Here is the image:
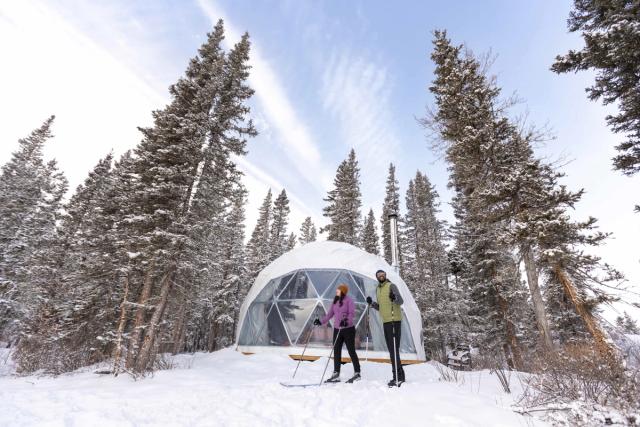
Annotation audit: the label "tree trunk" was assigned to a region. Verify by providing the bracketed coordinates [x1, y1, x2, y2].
[207, 317, 219, 352]
[171, 298, 187, 355]
[112, 275, 130, 377]
[553, 265, 619, 364]
[135, 267, 174, 373]
[126, 267, 154, 369]
[521, 246, 553, 351]
[497, 294, 523, 370]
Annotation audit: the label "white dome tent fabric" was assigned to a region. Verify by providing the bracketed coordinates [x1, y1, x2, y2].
[235, 241, 426, 363]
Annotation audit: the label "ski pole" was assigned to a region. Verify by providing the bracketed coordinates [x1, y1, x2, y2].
[319, 327, 342, 385]
[364, 304, 371, 362]
[292, 324, 316, 379]
[391, 303, 399, 387]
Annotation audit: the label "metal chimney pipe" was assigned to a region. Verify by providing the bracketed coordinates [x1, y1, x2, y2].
[388, 213, 400, 273]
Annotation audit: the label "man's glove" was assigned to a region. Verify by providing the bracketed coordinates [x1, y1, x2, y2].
[313, 318, 321, 326]
[339, 318, 348, 328]
[366, 296, 373, 305]
[389, 290, 396, 302]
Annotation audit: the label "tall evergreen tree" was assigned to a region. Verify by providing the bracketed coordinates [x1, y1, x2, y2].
[269, 189, 291, 261]
[203, 184, 248, 351]
[127, 27, 256, 373]
[361, 209, 380, 255]
[16, 153, 123, 372]
[553, 0, 640, 177]
[402, 171, 465, 360]
[321, 149, 362, 246]
[425, 32, 532, 367]
[298, 217, 317, 245]
[14, 21, 258, 374]
[0, 117, 67, 345]
[381, 163, 401, 265]
[426, 30, 622, 365]
[286, 232, 297, 251]
[246, 189, 273, 281]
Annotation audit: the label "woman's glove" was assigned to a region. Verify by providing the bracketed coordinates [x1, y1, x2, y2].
[313, 318, 321, 326]
[366, 296, 373, 305]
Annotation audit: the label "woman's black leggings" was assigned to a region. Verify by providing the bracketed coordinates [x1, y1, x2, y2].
[333, 326, 360, 373]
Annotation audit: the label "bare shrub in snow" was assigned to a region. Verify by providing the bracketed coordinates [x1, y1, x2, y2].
[517, 342, 640, 424]
[491, 365, 511, 394]
[434, 362, 464, 384]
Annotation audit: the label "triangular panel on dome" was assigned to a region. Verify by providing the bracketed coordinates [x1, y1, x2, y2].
[263, 302, 290, 346]
[253, 279, 279, 303]
[351, 272, 378, 300]
[399, 310, 416, 353]
[278, 271, 317, 300]
[271, 271, 297, 299]
[238, 302, 274, 345]
[322, 271, 365, 303]
[306, 270, 339, 297]
[276, 299, 318, 344]
[361, 305, 388, 352]
[296, 303, 335, 347]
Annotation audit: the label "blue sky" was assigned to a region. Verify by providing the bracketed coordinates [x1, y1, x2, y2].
[0, 1, 638, 317]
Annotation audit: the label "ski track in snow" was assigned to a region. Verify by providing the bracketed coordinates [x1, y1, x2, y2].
[0, 348, 547, 427]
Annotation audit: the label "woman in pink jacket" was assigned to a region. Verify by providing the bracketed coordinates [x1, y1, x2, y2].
[314, 283, 361, 383]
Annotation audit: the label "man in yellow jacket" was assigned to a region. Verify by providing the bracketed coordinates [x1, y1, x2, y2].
[366, 269, 405, 387]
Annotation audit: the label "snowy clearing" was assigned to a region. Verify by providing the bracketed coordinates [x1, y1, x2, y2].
[0, 348, 547, 427]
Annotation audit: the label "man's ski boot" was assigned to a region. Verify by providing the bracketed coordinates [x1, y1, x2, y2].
[387, 378, 404, 387]
[325, 372, 340, 383]
[346, 372, 361, 383]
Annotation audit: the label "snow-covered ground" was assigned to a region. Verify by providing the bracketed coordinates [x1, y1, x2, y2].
[0, 348, 546, 427]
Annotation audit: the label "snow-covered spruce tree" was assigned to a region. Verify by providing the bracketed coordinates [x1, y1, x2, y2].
[361, 209, 380, 255]
[23, 153, 121, 373]
[0, 117, 68, 347]
[298, 217, 317, 245]
[268, 189, 291, 262]
[426, 31, 622, 365]
[380, 163, 401, 265]
[501, 131, 623, 358]
[157, 28, 255, 364]
[105, 22, 254, 374]
[112, 22, 231, 373]
[245, 189, 273, 282]
[424, 32, 538, 368]
[552, 0, 640, 178]
[321, 149, 362, 246]
[191, 182, 248, 353]
[286, 233, 296, 251]
[536, 209, 623, 361]
[172, 131, 249, 355]
[402, 171, 465, 361]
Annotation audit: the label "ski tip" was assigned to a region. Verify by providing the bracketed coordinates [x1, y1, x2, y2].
[279, 382, 320, 388]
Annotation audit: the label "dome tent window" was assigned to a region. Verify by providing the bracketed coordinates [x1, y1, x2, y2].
[236, 241, 426, 363]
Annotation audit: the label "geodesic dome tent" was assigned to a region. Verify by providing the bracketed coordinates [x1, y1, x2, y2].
[235, 241, 426, 363]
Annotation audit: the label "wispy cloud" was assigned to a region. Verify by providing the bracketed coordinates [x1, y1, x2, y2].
[321, 49, 401, 206]
[196, 0, 333, 195]
[0, 0, 318, 235]
[0, 1, 164, 189]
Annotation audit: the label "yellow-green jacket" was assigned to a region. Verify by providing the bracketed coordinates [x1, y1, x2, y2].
[371, 280, 403, 323]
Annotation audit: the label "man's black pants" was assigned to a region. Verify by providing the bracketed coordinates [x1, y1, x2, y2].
[383, 321, 405, 381]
